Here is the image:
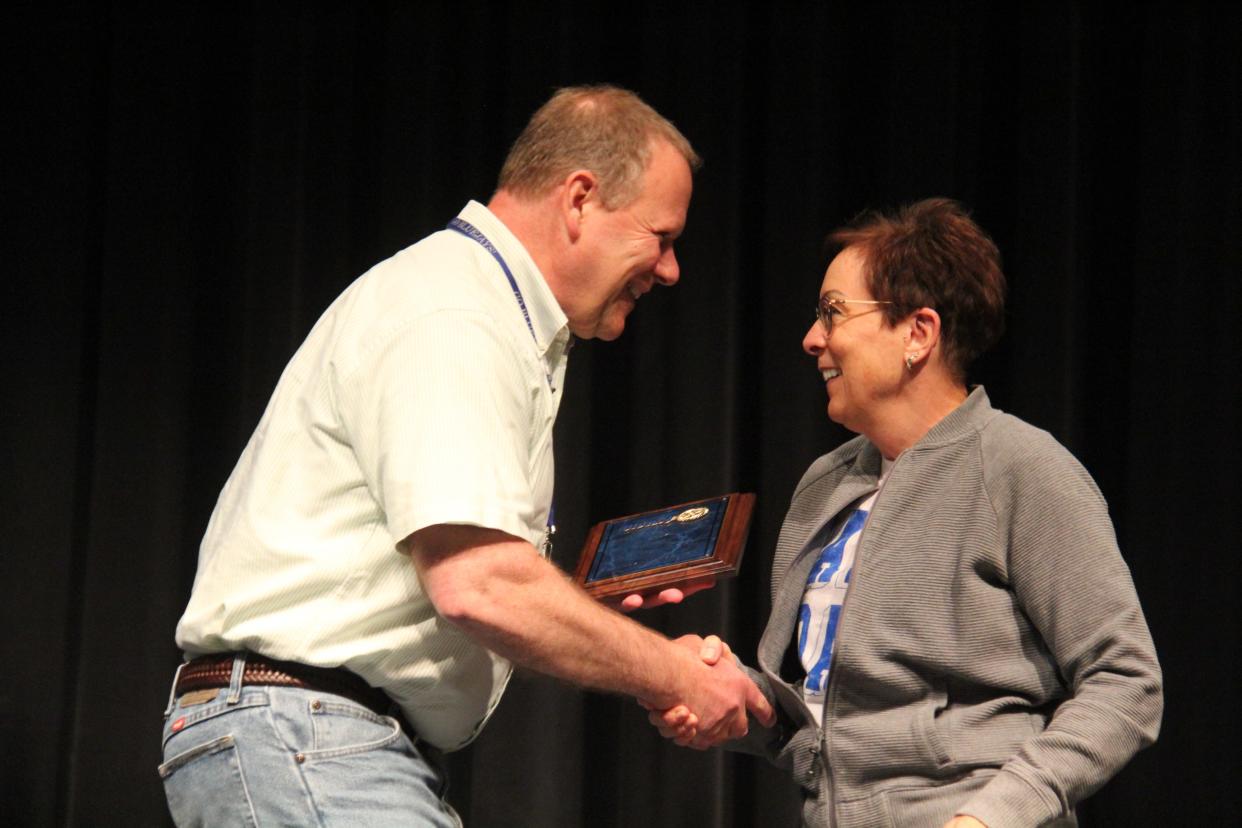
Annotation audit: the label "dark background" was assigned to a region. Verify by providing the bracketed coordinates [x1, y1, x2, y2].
[6, 2, 1239, 825]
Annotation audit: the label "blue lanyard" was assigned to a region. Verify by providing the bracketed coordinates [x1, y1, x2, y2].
[448, 216, 557, 550]
[447, 217, 539, 346]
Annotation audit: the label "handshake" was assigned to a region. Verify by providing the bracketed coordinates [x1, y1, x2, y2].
[638, 633, 776, 750]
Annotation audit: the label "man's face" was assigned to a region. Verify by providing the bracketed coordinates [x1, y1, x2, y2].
[565, 140, 693, 340]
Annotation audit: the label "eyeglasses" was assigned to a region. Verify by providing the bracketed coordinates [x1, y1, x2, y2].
[815, 296, 893, 336]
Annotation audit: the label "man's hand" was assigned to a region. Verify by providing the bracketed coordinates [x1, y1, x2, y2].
[944, 818, 987, 828]
[615, 577, 717, 612]
[642, 634, 773, 749]
[639, 634, 730, 744]
[643, 634, 729, 744]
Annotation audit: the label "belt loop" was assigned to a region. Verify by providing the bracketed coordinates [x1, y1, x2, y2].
[163, 661, 187, 718]
[226, 653, 247, 705]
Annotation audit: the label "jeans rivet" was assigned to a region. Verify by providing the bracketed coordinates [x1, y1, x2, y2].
[311, 700, 322, 711]
[295, 752, 306, 764]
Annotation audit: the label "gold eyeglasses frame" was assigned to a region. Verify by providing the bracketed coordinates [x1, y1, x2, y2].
[815, 295, 894, 336]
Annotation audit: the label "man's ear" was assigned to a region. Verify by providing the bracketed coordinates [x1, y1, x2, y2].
[561, 170, 598, 242]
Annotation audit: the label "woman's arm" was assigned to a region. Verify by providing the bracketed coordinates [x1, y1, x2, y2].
[959, 437, 1162, 826]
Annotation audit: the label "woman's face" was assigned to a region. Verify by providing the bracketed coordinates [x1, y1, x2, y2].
[801, 246, 910, 435]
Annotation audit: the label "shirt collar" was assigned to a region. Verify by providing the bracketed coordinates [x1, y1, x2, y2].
[456, 200, 570, 357]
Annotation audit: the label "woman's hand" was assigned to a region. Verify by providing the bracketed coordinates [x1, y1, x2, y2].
[943, 816, 987, 828]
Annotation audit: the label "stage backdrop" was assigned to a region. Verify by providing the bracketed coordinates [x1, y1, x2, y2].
[5, 2, 1238, 825]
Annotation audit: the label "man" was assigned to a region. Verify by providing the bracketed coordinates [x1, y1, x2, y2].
[159, 85, 773, 826]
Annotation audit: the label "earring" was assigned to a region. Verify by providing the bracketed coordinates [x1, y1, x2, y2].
[905, 353, 917, 371]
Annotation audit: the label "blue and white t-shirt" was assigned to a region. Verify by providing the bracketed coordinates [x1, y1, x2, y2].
[798, 462, 890, 725]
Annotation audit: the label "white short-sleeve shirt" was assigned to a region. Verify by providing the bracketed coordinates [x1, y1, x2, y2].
[175, 201, 571, 750]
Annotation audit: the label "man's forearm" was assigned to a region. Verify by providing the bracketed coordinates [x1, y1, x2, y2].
[408, 525, 693, 705]
[406, 524, 772, 739]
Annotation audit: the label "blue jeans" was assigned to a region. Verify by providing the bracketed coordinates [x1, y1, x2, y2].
[159, 656, 462, 827]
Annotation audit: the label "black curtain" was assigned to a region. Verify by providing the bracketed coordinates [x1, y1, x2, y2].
[6, 2, 1238, 825]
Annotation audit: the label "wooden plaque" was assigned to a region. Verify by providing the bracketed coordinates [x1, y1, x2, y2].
[572, 493, 756, 600]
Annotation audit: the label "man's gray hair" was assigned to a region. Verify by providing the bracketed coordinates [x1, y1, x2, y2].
[497, 85, 701, 209]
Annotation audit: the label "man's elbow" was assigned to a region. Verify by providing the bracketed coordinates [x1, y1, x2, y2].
[415, 551, 516, 633]
[404, 523, 535, 630]
[409, 546, 493, 628]
[424, 573, 493, 628]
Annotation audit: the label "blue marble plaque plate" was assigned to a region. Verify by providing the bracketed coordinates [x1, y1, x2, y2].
[573, 493, 755, 600]
[587, 501, 726, 581]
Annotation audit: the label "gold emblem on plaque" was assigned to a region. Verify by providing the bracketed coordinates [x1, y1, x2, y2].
[622, 505, 711, 534]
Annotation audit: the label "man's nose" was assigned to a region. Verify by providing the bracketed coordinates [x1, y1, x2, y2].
[653, 248, 679, 286]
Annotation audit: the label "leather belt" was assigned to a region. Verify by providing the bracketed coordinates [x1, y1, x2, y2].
[175, 653, 407, 732]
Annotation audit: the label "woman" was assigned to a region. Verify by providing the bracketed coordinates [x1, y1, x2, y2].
[656, 199, 1162, 827]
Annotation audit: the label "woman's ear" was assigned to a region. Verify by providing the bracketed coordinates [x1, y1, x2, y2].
[904, 307, 942, 368]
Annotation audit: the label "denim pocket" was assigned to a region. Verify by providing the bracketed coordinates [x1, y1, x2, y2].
[303, 698, 404, 760]
[159, 691, 270, 826]
[159, 733, 260, 827]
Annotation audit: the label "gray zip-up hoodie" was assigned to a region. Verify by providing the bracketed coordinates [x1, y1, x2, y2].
[736, 388, 1161, 827]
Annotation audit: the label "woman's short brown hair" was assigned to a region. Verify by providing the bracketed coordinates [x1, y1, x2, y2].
[827, 198, 1006, 378]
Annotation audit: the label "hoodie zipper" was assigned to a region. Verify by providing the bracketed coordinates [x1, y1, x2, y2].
[818, 451, 902, 821]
